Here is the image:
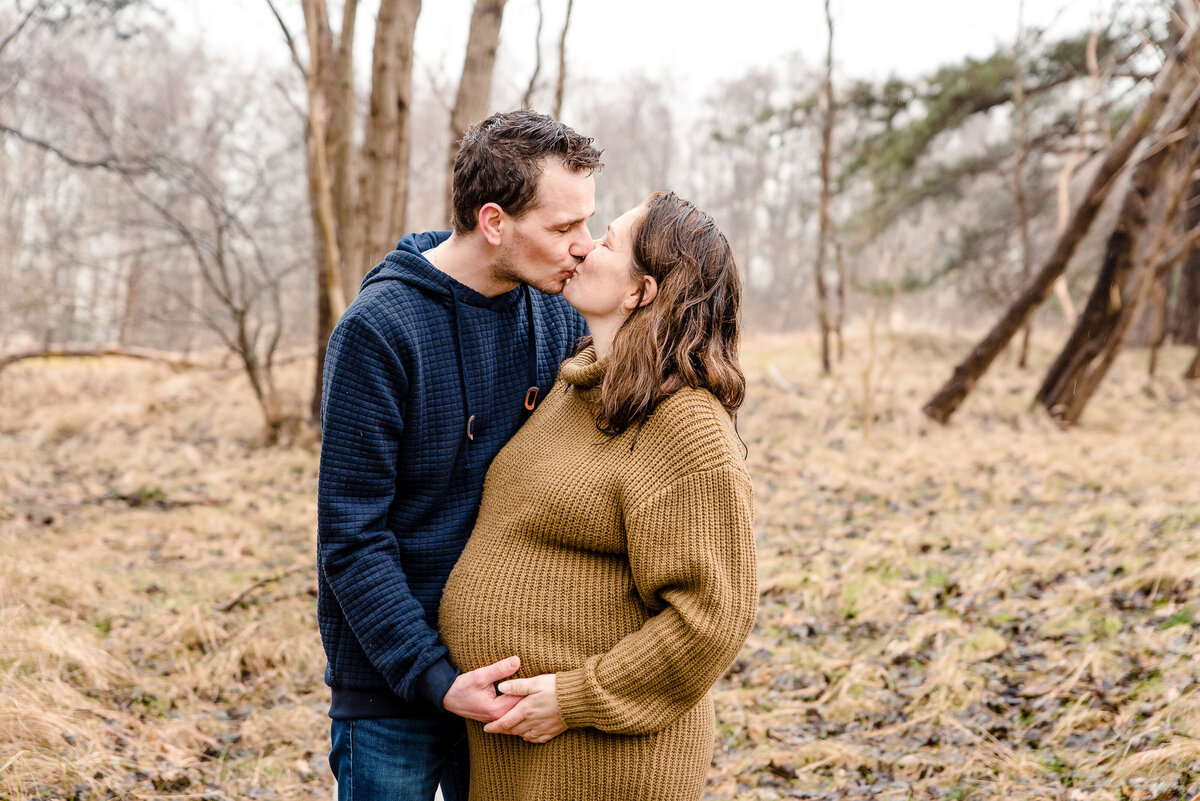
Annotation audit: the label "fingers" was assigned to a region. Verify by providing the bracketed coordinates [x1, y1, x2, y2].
[483, 704, 526, 735]
[483, 692, 521, 721]
[496, 678, 530, 696]
[473, 655, 520, 686]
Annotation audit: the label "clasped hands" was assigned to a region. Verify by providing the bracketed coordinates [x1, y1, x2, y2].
[442, 656, 567, 744]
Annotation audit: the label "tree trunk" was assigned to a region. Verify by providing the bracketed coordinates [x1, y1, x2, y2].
[809, 0, 836, 374]
[522, 0, 543, 109]
[833, 239, 846, 362]
[445, 0, 506, 224]
[1186, 345, 1200, 378]
[922, 28, 1200, 423]
[119, 252, 143, 346]
[553, 0, 574, 119]
[1013, 0, 1034, 369]
[297, 0, 345, 429]
[1036, 89, 1200, 423]
[355, 0, 421, 291]
[1167, 167, 1200, 344]
[283, 0, 422, 429]
[329, 0, 360, 294]
[1147, 268, 1171, 376]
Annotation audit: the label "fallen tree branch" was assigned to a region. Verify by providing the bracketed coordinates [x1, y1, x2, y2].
[217, 565, 309, 613]
[0, 346, 202, 373]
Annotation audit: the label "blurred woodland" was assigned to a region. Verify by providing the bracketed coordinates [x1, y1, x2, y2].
[2, 0, 1200, 799]
[2, 0, 1199, 434]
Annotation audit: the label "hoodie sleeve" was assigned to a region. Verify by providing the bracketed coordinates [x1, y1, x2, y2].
[318, 311, 459, 708]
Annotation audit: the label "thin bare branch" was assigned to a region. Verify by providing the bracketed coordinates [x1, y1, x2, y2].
[264, 0, 308, 79]
[0, 3, 39, 60]
[0, 121, 149, 174]
[523, 0, 543, 108]
[553, 0, 574, 118]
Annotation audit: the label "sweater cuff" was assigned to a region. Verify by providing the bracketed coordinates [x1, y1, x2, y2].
[555, 667, 593, 728]
[414, 657, 460, 711]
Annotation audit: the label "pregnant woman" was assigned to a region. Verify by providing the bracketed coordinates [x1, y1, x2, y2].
[439, 191, 758, 800]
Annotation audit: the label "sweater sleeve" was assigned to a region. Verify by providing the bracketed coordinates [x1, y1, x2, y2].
[555, 465, 758, 734]
[318, 312, 458, 708]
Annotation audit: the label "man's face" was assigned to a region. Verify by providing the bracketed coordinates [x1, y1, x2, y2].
[494, 161, 596, 295]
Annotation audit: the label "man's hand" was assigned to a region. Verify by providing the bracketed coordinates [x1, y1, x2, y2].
[442, 656, 523, 722]
[483, 673, 567, 744]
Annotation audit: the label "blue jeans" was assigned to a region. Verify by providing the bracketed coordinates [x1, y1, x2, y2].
[330, 715, 469, 801]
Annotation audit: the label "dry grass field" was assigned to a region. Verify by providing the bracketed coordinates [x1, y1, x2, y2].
[1, 332, 1198, 800]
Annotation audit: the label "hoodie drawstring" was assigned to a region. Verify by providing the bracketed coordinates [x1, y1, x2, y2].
[521, 285, 540, 424]
[449, 284, 542, 471]
[447, 289, 476, 470]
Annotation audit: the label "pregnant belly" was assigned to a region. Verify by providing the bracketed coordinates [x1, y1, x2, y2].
[439, 542, 646, 677]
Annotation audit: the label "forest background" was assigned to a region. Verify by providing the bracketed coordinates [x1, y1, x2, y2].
[1, 0, 1199, 799]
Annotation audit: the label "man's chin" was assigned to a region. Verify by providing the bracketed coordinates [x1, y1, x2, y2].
[528, 277, 568, 296]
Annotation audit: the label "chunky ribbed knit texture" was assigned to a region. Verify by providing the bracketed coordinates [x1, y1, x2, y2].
[439, 346, 758, 801]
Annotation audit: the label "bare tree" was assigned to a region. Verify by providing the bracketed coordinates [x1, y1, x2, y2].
[522, 0, 543, 109]
[1011, 0, 1034, 368]
[805, 0, 837, 373]
[1, 12, 310, 438]
[444, 0, 506, 223]
[553, 0, 574, 119]
[1167, 162, 1200, 345]
[922, 27, 1200, 424]
[269, 0, 421, 424]
[1037, 111, 1200, 423]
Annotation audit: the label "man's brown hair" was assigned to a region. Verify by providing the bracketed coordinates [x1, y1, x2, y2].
[450, 109, 603, 234]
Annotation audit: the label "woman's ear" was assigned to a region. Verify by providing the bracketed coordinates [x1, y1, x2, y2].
[478, 203, 505, 246]
[626, 275, 657, 310]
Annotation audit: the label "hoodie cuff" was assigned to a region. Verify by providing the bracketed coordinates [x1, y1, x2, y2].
[414, 657, 461, 711]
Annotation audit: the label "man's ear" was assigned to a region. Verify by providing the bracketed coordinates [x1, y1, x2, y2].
[627, 275, 657, 310]
[478, 203, 505, 246]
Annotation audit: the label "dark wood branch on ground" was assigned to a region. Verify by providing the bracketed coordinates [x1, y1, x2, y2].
[217, 566, 310, 613]
[1186, 346, 1200, 378]
[921, 28, 1200, 424]
[98, 490, 222, 510]
[0, 346, 202, 374]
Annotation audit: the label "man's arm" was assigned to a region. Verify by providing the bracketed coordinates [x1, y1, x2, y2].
[320, 312, 525, 718]
[319, 313, 455, 706]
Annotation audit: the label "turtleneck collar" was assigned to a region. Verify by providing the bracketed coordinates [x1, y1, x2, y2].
[559, 344, 608, 390]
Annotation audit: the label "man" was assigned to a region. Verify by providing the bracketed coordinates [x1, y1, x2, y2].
[317, 110, 601, 800]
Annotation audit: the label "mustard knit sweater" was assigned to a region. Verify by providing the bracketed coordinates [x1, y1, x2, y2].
[439, 346, 758, 801]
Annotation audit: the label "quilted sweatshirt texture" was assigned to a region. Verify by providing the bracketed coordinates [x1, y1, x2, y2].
[317, 231, 587, 718]
[439, 345, 758, 800]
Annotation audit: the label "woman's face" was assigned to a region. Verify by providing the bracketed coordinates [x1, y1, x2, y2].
[563, 205, 646, 323]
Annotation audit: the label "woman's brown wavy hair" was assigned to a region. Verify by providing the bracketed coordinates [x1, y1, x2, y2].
[590, 190, 745, 437]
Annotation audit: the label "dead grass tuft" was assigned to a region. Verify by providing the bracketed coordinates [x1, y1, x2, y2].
[2, 336, 1198, 799]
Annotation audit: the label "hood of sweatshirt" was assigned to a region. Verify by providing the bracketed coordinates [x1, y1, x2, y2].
[359, 231, 523, 312]
[359, 231, 541, 466]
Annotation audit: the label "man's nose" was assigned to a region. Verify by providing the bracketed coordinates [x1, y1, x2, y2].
[569, 231, 595, 260]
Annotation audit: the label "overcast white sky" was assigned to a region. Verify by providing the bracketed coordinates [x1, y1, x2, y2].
[177, 0, 1121, 98]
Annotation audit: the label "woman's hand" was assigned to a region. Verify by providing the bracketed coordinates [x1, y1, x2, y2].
[484, 673, 567, 744]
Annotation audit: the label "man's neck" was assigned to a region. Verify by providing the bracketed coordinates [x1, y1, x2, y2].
[425, 233, 515, 298]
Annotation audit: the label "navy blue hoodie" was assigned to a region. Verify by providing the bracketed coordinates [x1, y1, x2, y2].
[317, 231, 588, 719]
